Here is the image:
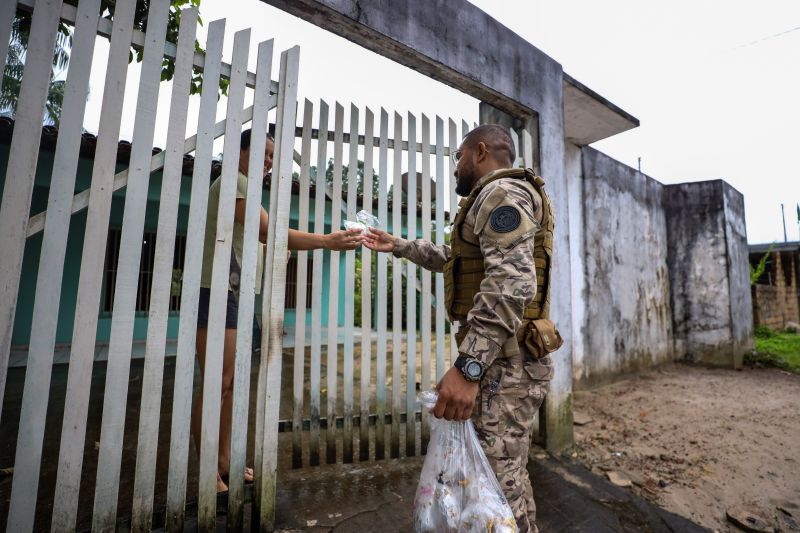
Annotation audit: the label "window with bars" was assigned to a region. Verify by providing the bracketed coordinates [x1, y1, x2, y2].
[103, 228, 187, 313]
[284, 255, 314, 309]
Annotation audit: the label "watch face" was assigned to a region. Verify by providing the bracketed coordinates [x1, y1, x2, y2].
[465, 360, 483, 379]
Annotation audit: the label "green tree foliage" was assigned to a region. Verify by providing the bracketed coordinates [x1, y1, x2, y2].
[749, 244, 774, 285]
[3, 0, 224, 126]
[1, 15, 70, 125]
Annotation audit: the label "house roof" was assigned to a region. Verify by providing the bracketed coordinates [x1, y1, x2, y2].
[0, 115, 224, 179]
[749, 241, 800, 254]
[0, 116, 446, 218]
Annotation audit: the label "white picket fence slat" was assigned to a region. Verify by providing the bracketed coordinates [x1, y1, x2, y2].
[434, 116, 447, 382]
[129, 9, 198, 531]
[254, 45, 301, 531]
[0, 0, 63, 434]
[292, 98, 314, 469]
[420, 113, 432, 453]
[405, 112, 418, 457]
[448, 119, 460, 364]
[50, 0, 138, 528]
[342, 105, 359, 463]
[375, 108, 390, 460]
[197, 27, 251, 530]
[391, 112, 403, 459]
[308, 100, 330, 467]
[92, 2, 171, 528]
[359, 107, 375, 461]
[325, 102, 345, 464]
[162, 16, 227, 531]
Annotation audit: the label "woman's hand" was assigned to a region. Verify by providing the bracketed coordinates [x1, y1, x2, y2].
[324, 229, 364, 251]
[362, 228, 396, 253]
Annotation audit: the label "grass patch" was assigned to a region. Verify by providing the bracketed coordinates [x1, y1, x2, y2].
[747, 327, 800, 373]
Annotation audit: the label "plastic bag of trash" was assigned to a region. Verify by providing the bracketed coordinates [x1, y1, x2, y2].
[413, 390, 517, 533]
[343, 210, 381, 235]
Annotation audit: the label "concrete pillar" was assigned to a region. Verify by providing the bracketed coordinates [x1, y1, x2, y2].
[664, 180, 754, 367]
[536, 71, 574, 453]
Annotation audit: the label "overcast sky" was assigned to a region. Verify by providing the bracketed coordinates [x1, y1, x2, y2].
[81, 0, 800, 244]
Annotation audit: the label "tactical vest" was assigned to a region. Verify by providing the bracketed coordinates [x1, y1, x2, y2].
[444, 168, 555, 353]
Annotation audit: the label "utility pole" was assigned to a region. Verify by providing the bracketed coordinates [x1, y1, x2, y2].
[781, 203, 788, 242]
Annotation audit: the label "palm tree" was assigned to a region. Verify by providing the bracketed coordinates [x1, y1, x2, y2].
[1, 14, 71, 127]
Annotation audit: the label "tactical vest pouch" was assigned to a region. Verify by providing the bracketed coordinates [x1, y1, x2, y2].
[523, 318, 563, 359]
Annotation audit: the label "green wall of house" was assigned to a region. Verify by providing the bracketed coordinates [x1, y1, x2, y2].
[5, 143, 419, 349]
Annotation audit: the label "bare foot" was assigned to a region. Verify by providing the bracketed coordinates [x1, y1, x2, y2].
[217, 472, 228, 493]
[220, 467, 254, 484]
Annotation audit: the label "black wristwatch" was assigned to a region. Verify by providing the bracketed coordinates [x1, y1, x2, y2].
[454, 354, 487, 382]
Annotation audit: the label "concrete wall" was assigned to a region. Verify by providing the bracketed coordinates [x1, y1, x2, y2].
[567, 150, 753, 386]
[574, 147, 673, 387]
[664, 180, 752, 367]
[722, 183, 755, 360]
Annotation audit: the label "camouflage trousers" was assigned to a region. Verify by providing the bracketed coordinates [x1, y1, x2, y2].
[471, 352, 551, 533]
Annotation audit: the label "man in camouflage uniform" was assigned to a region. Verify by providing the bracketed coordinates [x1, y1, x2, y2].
[364, 124, 557, 532]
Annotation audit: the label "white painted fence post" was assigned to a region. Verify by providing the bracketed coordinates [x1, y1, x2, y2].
[308, 100, 330, 467]
[256, 45, 301, 531]
[130, 9, 198, 531]
[405, 112, 418, 457]
[164, 17, 226, 532]
[375, 108, 390, 461]
[50, 0, 137, 527]
[342, 104, 359, 463]
[359, 107, 375, 461]
[0, 0, 63, 431]
[325, 102, 345, 465]
[391, 112, 403, 459]
[292, 98, 314, 469]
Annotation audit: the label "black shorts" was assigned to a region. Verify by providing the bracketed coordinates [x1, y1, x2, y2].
[197, 287, 240, 329]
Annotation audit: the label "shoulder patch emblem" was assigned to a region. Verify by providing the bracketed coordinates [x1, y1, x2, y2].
[490, 205, 521, 233]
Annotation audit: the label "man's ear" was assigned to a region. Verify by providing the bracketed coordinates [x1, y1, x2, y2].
[474, 141, 488, 163]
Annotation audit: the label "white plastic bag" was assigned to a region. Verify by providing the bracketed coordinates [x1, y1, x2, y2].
[413, 391, 517, 533]
[343, 209, 382, 235]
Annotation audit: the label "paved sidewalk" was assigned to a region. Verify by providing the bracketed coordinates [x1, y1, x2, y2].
[180, 450, 709, 532]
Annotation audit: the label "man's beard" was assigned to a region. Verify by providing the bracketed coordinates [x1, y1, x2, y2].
[455, 169, 477, 196]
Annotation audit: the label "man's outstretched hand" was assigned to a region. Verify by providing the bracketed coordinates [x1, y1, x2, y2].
[362, 228, 396, 253]
[434, 366, 480, 421]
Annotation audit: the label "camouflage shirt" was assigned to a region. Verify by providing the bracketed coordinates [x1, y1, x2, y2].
[393, 171, 542, 369]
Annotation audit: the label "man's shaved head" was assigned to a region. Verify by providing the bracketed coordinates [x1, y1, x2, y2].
[462, 124, 516, 166]
[453, 124, 517, 195]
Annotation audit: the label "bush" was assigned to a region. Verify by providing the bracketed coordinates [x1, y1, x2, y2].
[754, 325, 775, 338]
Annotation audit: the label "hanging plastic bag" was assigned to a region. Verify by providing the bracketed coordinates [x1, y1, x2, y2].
[413, 391, 517, 533]
[343, 209, 382, 235]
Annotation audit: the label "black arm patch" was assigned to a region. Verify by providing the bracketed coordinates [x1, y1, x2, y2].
[489, 205, 521, 233]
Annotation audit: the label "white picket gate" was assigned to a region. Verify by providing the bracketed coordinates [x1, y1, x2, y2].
[0, 1, 537, 531]
[0, 0, 298, 530]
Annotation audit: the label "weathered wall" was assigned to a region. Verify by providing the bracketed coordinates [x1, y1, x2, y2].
[576, 148, 673, 387]
[722, 183, 755, 362]
[664, 180, 751, 367]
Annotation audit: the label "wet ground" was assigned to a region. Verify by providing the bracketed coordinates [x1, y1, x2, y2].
[0, 338, 448, 531]
[181, 452, 707, 532]
[3, 350, 713, 532]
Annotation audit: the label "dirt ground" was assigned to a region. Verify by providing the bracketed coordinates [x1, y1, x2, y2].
[570, 362, 800, 532]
